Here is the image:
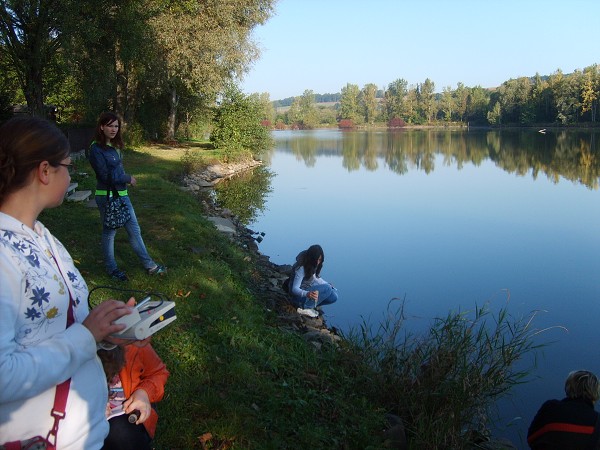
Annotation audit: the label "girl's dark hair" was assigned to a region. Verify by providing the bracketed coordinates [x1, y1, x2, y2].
[97, 346, 126, 382]
[94, 111, 124, 149]
[0, 116, 70, 205]
[301, 244, 324, 279]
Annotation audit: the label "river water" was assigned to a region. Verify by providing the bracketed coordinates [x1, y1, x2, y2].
[216, 128, 600, 446]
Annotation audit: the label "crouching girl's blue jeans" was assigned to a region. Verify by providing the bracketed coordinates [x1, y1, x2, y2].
[290, 283, 338, 310]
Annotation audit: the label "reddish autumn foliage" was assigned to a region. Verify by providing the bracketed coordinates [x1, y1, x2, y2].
[338, 119, 355, 129]
[260, 120, 272, 128]
[388, 117, 406, 128]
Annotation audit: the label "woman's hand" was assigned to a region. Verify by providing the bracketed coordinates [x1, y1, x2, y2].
[83, 298, 135, 342]
[124, 388, 151, 424]
[129, 175, 137, 186]
[307, 290, 318, 301]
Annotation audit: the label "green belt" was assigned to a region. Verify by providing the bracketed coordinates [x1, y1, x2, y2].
[95, 189, 128, 196]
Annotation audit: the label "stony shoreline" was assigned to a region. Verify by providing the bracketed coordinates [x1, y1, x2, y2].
[180, 159, 343, 350]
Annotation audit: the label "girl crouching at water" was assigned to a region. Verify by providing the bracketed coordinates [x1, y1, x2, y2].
[289, 244, 338, 317]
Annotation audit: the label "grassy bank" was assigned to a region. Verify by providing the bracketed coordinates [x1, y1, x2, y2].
[41, 144, 388, 449]
[43, 143, 541, 449]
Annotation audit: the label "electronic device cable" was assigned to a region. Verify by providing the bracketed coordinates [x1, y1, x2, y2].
[87, 285, 169, 310]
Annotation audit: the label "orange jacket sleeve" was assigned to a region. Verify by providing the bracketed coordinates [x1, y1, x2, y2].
[120, 343, 169, 438]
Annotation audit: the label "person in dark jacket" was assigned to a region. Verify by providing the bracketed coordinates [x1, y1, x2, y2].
[528, 370, 600, 449]
[89, 112, 166, 281]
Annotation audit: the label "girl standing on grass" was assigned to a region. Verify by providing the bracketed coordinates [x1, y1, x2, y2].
[89, 112, 166, 281]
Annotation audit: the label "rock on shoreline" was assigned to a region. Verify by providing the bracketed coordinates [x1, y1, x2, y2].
[181, 159, 263, 191]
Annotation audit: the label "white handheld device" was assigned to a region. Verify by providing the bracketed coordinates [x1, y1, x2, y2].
[112, 296, 177, 340]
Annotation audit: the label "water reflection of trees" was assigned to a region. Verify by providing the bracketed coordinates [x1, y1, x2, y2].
[213, 166, 274, 225]
[271, 130, 600, 190]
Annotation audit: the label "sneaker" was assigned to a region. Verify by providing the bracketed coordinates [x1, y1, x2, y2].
[297, 307, 319, 318]
[110, 269, 129, 282]
[147, 264, 167, 276]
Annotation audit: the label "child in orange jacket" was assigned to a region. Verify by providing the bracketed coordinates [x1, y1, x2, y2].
[98, 340, 169, 450]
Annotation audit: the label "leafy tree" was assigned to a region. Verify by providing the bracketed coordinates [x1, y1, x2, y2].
[404, 86, 419, 124]
[496, 77, 533, 124]
[256, 92, 275, 126]
[487, 101, 501, 125]
[339, 83, 361, 123]
[0, 49, 20, 121]
[288, 90, 318, 129]
[210, 84, 272, 160]
[550, 69, 582, 124]
[359, 83, 378, 124]
[55, 0, 159, 125]
[149, 0, 275, 140]
[0, 0, 77, 116]
[417, 78, 436, 123]
[440, 86, 455, 121]
[453, 82, 469, 122]
[384, 78, 408, 121]
[317, 105, 337, 125]
[581, 65, 599, 122]
[465, 85, 490, 125]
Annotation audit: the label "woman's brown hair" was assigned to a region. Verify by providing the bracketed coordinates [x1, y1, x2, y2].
[0, 116, 70, 205]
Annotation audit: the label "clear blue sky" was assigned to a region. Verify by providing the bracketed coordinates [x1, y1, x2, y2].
[241, 0, 600, 101]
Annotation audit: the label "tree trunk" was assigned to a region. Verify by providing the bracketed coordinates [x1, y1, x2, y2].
[166, 85, 178, 141]
[24, 65, 45, 118]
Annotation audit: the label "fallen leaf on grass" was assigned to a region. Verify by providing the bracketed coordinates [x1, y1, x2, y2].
[198, 432, 235, 450]
[198, 432, 212, 445]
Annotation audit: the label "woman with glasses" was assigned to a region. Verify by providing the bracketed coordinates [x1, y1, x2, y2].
[0, 116, 135, 448]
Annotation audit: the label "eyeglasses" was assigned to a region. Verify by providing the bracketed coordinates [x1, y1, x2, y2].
[57, 163, 74, 169]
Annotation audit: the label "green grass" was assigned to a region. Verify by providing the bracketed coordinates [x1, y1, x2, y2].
[41, 144, 387, 449]
[42, 144, 543, 449]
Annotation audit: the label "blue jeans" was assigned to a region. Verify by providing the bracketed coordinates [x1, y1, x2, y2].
[291, 283, 338, 309]
[96, 195, 156, 274]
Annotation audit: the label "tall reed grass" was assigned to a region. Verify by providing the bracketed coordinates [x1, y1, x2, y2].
[342, 295, 549, 449]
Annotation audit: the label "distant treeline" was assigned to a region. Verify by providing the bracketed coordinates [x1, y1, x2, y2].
[274, 93, 341, 107]
[268, 66, 600, 129]
[273, 90, 385, 107]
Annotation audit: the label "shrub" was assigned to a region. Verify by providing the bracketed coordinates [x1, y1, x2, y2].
[124, 122, 145, 147]
[388, 117, 406, 128]
[180, 149, 203, 175]
[338, 119, 355, 129]
[210, 84, 273, 161]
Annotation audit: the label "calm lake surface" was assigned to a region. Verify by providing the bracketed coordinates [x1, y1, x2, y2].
[216, 128, 600, 446]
